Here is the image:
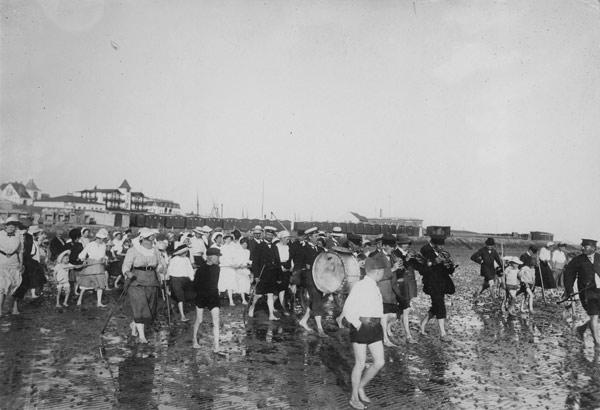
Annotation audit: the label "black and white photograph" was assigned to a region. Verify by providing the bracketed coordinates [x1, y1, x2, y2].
[1, 1, 600, 409]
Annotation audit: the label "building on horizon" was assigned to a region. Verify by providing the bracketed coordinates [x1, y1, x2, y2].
[0, 179, 44, 206]
[144, 198, 182, 215]
[76, 179, 146, 212]
[34, 195, 106, 211]
[75, 179, 180, 214]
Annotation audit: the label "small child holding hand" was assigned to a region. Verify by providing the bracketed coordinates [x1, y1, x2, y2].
[518, 263, 536, 313]
[53, 250, 77, 307]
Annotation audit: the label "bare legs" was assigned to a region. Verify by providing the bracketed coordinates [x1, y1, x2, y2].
[193, 307, 220, 352]
[350, 341, 385, 409]
[382, 313, 397, 346]
[248, 294, 278, 320]
[420, 312, 447, 339]
[177, 301, 188, 321]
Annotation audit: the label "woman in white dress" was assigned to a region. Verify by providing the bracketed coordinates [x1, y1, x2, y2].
[77, 228, 109, 307]
[235, 237, 252, 304]
[218, 233, 239, 306]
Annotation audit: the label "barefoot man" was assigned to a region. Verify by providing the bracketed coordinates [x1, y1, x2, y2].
[192, 247, 221, 352]
[342, 253, 387, 409]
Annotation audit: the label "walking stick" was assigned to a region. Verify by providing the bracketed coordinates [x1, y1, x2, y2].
[243, 264, 265, 324]
[100, 278, 133, 335]
[557, 285, 592, 304]
[537, 261, 547, 305]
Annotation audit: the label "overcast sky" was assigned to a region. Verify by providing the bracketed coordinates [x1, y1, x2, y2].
[1, 0, 600, 242]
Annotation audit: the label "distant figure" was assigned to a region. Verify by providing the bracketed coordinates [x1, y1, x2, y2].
[564, 239, 600, 347]
[471, 238, 503, 299]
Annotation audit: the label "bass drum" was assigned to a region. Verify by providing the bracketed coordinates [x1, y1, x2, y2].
[312, 251, 361, 294]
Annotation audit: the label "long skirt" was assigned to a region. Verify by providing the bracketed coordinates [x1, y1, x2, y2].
[218, 267, 237, 292]
[235, 268, 251, 294]
[129, 285, 158, 326]
[0, 265, 22, 296]
[536, 262, 557, 289]
[78, 261, 107, 289]
[13, 260, 45, 299]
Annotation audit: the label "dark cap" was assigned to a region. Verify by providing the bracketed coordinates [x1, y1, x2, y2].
[581, 239, 597, 247]
[365, 253, 391, 275]
[485, 237, 495, 246]
[395, 234, 412, 245]
[206, 247, 221, 257]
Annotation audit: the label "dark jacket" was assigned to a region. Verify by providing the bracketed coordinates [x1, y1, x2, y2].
[416, 243, 455, 296]
[471, 247, 503, 279]
[564, 253, 600, 295]
[49, 236, 67, 261]
[251, 240, 281, 275]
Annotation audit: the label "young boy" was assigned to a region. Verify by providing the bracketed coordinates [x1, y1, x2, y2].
[192, 247, 221, 353]
[342, 253, 387, 409]
[501, 257, 523, 313]
[518, 263, 536, 313]
[53, 250, 75, 307]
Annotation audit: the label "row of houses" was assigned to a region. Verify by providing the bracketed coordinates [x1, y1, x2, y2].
[0, 179, 181, 215]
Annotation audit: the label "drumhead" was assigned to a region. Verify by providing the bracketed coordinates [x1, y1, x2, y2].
[312, 252, 345, 294]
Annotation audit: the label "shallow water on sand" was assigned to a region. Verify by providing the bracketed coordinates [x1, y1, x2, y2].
[1, 247, 599, 409]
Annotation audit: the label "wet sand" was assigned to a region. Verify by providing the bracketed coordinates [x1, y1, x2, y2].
[1, 247, 599, 409]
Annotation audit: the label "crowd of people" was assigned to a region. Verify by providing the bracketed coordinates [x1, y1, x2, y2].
[1, 216, 599, 409]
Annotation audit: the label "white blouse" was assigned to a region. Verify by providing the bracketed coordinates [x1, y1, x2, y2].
[79, 241, 106, 261]
[342, 275, 383, 329]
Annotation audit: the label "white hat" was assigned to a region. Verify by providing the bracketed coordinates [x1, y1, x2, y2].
[81, 227, 90, 234]
[138, 228, 155, 239]
[252, 225, 263, 233]
[304, 227, 318, 235]
[211, 231, 223, 242]
[547, 241, 555, 247]
[28, 225, 42, 235]
[264, 226, 277, 234]
[57, 249, 71, 262]
[4, 216, 20, 225]
[95, 228, 109, 239]
[113, 231, 122, 237]
[277, 230, 290, 239]
[505, 256, 523, 265]
[201, 225, 213, 234]
[331, 226, 343, 237]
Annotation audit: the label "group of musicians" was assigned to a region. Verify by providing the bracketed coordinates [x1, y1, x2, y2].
[243, 225, 458, 345]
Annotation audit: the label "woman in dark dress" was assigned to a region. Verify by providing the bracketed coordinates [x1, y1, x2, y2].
[67, 228, 84, 297]
[14, 226, 46, 301]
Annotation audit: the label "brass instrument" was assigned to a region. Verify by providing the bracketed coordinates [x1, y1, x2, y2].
[435, 248, 458, 272]
[390, 252, 405, 273]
